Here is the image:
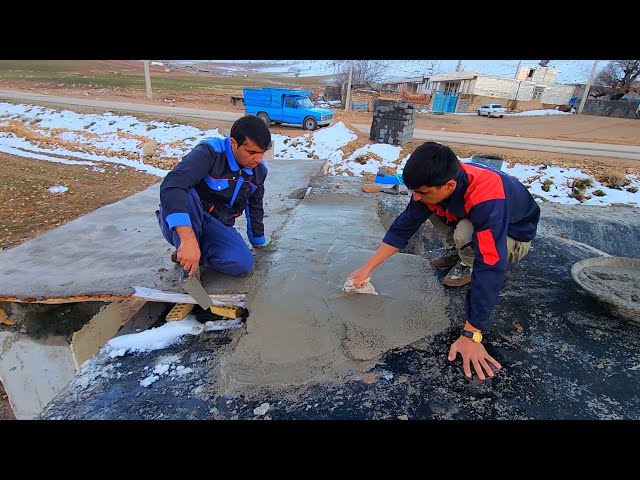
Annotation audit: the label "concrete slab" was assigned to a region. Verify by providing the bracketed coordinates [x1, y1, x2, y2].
[0, 158, 325, 301]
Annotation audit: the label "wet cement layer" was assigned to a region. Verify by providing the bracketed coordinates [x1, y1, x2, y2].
[579, 265, 640, 303]
[216, 193, 449, 392]
[0, 159, 324, 301]
[573, 258, 640, 322]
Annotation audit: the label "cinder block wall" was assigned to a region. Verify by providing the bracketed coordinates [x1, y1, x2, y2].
[369, 100, 415, 145]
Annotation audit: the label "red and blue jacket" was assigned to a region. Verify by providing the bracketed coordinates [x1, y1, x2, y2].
[383, 162, 540, 331]
[160, 137, 268, 246]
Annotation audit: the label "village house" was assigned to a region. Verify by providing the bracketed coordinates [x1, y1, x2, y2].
[429, 65, 575, 113]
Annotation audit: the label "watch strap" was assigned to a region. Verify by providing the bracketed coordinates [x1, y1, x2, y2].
[462, 329, 483, 343]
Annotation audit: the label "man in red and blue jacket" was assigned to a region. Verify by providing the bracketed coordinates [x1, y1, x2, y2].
[156, 115, 272, 278]
[347, 142, 540, 380]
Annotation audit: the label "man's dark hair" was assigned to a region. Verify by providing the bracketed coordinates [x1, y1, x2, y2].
[231, 115, 272, 151]
[402, 142, 460, 189]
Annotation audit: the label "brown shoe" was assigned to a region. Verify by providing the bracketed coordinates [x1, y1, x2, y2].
[443, 260, 472, 287]
[428, 246, 460, 269]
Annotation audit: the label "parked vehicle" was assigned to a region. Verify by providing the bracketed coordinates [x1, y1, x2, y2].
[243, 88, 334, 131]
[477, 103, 506, 118]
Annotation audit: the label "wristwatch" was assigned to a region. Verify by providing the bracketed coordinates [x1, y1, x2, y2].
[461, 329, 483, 343]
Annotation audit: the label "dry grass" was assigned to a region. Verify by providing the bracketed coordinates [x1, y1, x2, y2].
[596, 171, 630, 189]
[569, 177, 595, 202]
[0, 152, 159, 248]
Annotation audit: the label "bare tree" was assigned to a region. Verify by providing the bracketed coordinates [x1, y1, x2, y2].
[591, 60, 640, 100]
[330, 60, 392, 87]
[330, 60, 441, 89]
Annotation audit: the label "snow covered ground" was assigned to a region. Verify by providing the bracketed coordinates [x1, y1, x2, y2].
[1, 101, 638, 207]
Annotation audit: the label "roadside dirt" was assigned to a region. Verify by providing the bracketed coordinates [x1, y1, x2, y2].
[0, 153, 159, 249]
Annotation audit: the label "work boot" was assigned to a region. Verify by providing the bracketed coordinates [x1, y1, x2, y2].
[428, 246, 460, 269]
[442, 260, 472, 287]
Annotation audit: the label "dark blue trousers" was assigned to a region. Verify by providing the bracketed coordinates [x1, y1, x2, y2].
[156, 189, 254, 276]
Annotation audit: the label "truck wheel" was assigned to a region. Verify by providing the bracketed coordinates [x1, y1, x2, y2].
[257, 112, 270, 126]
[303, 116, 318, 131]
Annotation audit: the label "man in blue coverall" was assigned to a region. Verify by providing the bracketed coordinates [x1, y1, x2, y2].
[156, 115, 272, 278]
[347, 142, 540, 380]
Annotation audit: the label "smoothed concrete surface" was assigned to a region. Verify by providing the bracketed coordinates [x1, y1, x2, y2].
[0, 158, 324, 300]
[538, 202, 640, 258]
[217, 193, 449, 392]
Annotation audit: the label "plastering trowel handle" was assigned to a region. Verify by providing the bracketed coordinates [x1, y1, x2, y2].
[180, 266, 200, 282]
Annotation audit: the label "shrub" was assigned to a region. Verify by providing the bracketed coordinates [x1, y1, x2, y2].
[597, 171, 629, 190]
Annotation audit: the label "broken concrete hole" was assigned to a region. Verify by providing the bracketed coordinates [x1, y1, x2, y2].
[0, 298, 248, 419]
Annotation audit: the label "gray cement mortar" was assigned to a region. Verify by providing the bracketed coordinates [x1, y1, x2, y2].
[215, 191, 449, 395]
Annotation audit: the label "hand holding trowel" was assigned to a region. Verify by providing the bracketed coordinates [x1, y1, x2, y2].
[179, 267, 214, 310]
[179, 267, 245, 320]
[177, 266, 244, 320]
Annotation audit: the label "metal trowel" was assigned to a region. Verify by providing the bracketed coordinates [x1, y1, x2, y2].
[179, 268, 244, 320]
[180, 268, 214, 310]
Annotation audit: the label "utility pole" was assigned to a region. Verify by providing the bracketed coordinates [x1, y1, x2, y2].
[143, 60, 153, 100]
[345, 60, 353, 111]
[514, 60, 522, 79]
[578, 60, 599, 114]
[514, 80, 522, 102]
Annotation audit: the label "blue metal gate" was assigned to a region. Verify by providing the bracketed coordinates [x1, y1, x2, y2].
[432, 91, 459, 113]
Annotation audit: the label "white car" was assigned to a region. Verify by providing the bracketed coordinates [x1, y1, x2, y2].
[478, 103, 506, 118]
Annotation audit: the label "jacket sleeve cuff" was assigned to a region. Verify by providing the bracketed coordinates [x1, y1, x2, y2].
[382, 231, 408, 250]
[249, 235, 266, 246]
[166, 213, 192, 230]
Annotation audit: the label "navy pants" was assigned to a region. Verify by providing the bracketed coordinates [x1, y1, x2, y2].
[156, 189, 254, 276]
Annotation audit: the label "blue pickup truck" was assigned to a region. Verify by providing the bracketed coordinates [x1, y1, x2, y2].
[243, 88, 334, 131]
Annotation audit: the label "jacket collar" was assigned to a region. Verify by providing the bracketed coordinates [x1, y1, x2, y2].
[441, 167, 469, 214]
[224, 137, 253, 175]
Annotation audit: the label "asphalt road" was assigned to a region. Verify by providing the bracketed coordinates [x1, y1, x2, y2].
[2, 89, 640, 161]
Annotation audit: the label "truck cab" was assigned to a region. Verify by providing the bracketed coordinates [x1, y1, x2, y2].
[243, 88, 334, 131]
